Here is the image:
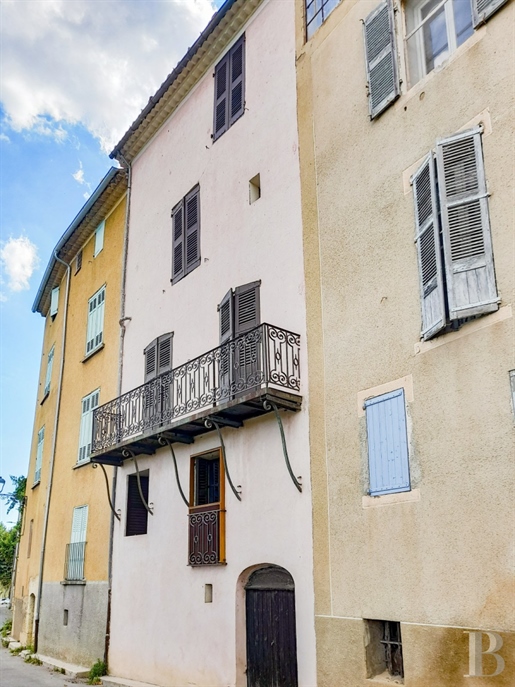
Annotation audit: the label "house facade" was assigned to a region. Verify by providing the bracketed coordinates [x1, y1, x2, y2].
[91, 1, 316, 686]
[295, 0, 514, 685]
[12, 168, 127, 667]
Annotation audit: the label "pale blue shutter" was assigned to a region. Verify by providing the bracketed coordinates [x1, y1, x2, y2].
[363, 0, 399, 119]
[472, 0, 509, 26]
[365, 389, 410, 496]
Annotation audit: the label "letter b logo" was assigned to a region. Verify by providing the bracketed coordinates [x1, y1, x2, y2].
[464, 631, 505, 677]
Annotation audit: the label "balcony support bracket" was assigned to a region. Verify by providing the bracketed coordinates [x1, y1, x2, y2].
[123, 449, 154, 515]
[159, 437, 189, 507]
[92, 462, 121, 521]
[263, 400, 302, 492]
[205, 418, 242, 502]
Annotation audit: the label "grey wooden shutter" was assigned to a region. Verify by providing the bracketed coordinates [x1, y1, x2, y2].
[436, 127, 498, 320]
[213, 54, 229, 141]
[126, 474, 149, 536]
[229, 36, 245, 126]
[234, 281, 261, 390]
[412, 153, 446, 340]
[172, 200, 185, 284]
[234, 281, 260, 335]
[185, 187, 201, 273]
[218, 289, 234, 395]
[472, 0, 509, 26]
[144, 339, 158, 382]
[157, 333, 173, 374]
[363, 0, 399, 119]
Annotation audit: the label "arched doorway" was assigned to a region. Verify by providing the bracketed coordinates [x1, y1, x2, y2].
[244, 566, 298, 687]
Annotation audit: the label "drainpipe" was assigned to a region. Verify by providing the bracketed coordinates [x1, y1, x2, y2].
[34, 251, 71, 652]
[104, 157, 132, 665]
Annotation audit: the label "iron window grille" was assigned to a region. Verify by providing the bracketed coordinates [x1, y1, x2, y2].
[189, 449, 225, 566]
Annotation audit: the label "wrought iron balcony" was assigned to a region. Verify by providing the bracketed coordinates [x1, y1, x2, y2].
[91, 323, 301, 465]
[189, 508, 224, 566]
[64, 541, 86, 581]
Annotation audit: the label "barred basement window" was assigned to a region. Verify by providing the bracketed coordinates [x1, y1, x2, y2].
[365, 620, 404, 681]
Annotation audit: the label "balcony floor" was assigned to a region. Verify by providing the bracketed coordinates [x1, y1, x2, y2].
[91, 386, 301, 466]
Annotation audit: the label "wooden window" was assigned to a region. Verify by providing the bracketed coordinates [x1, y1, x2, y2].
[171, 186, 200, 284]
[50, 286, 59, 317]
[86, 285, 106, 355]
[75, 249, 83, 274]
[213, 35, 245, 141]
[94, 220, 105, 257]
[189, 449, 225, 565]
[78, 389, 100, 464]
[44, 345, 55, 396]
[306, 0, 342, 39]
[363, 0, 400, 118]
[126, 473, 150, 536]
[364, 389, 411, 496]
[365, 620, 404, 680]
[34, 427, 44, 484]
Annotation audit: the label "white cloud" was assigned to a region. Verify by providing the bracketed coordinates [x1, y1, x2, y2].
[0, 133, 10, 143]
[72, 160, 92, 195]
[0, 0, 218, 152]
[0, 236, 40, 294]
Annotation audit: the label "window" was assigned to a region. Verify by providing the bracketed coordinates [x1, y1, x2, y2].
[189, 450, 225, 565]
[75, 249, 83, 274]
[249, 174, 261, 204]
[143, 333, 173, 423]
[365, 620, 404, 681]
[364, 389, 410, 496]
[66, 505, 88, 580]
[86, 285, 105, 355]
[43, 345, 54, 396]
[363, 0, 509, 116]
[126, 473, 149, 536]
[306, 0, 341, 39]
[144, 333, 173, 382]
[171, 185, 200, 284]
[412, 126, 498, 340]
[50, 286, 59, 317]
[94, 220, 105, 257]
[213, 35, 245, 141]
[34, 427, 44, 484]
[78, 389, 100, 464]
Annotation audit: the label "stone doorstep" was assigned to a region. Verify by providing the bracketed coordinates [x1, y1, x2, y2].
[36, 654, 90, 678]
[8, 640, 22, 650]
[102, 677, 160, 687]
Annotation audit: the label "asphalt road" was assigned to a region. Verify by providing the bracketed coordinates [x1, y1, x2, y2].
[0, 647, 83, 687]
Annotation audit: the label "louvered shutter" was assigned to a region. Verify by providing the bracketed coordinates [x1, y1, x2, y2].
[44, 345, 54, 395]
[172, 201, 185, 283]
[213, 54, 229, 140]
[185, 187, 201, 273]
[86, 294, 97, 353]
[218, 289, 234, 395]
[412, 154, 446, 340]
[50, 287, 59, 317]
[95, 287, 105, 348]
[365, 389, 410, 496]
[157, 333, 173, 375]
[229, 36, 245, 126]
[70, 505, 88, 543]
[472, 0, 509, 26]
[144, 339, 158, 382]
[234, 281, 260, 335]
[126, 474, 149, 536]
[94, 220, 105, 257]
[436, 127, 498, 320]
[78, 390, 99, 463]
[35, 427, 45, 483]
[234, 281, 261, 390]
[363, 0, 399, 119]
[195, 459, 210, 506]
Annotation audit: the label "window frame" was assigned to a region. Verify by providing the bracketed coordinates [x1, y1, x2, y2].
[50, 286, 59, 318]
[305, 0, 342, 40]
[94, 220, 105, 257]
[34, 426, 45, 485]
[85, 285, 106, 356]
[78, 389, 100, 464]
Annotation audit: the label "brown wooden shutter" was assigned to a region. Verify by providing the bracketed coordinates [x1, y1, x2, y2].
[234, 281, 261, 335]
[363, 0, 399, 119]
[436, 127, 498, 320]
[126, 474, 149, 536]
[213, 55, 229, 141]
[172, 200, 185, 284]
[185, 186, 201, 273]
[472, 0, 509, 26]
[412, 153, 446, 340]
[157, 333, 173, 375]
[229, 36, 245, 126]
[144, 338, 158, 382]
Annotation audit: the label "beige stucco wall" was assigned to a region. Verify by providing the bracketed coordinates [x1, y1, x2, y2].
[295, 0, 515, 685]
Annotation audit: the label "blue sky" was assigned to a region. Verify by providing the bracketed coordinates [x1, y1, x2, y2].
[0, 0, 224, 524]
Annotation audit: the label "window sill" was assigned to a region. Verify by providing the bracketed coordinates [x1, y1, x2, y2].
[73, 460, 92, 470]
[31, 481, 41, 490]
[82, 343, 104, 363]
[39, 391, 49, 406]
[362, 489, 420, 509]
[60, 580, 86, 586]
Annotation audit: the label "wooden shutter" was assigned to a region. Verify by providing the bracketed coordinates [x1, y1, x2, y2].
[44, 345, 54, 395]
[172, 200, 185, 283]
[234, 281, 260, 335]
[229, 36, 245, 126]
[157, 333, 173, 375]
[213, 54, 229, 140]
[363, 0, 399, 119]
[144, 339, 158, 382]
[185, 187, 201, 273]
[436, 127, 498, 320]
[94, 220, 105, 257]
[412, 154, 446, 340]
[70, 505, 88, 543]
[95, 287, 105, 348]
[472, 0, 509, 26]
[50, 287, 59, 317]
[126, 474, 149, 536]
[218, 289, 234, 394]
[365, 389, 410, 496]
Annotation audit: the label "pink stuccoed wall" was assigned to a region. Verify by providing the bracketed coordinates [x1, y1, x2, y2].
[108, 1, 317, 685]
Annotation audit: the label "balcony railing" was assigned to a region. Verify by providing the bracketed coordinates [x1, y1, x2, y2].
[92, 324, 301, 457]
[188, 508, 224, 566]
[64, 541, 86, 581]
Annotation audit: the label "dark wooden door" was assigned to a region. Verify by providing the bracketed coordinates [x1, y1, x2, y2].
[245, 567, 298, 687]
